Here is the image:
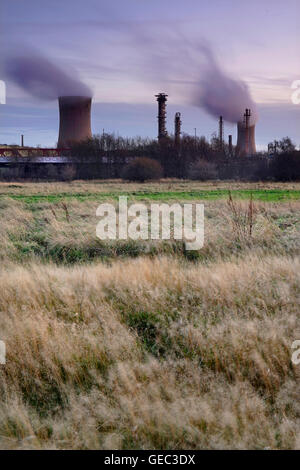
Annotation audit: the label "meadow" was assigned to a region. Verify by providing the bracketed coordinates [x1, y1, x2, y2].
[0, 179, 299, 449]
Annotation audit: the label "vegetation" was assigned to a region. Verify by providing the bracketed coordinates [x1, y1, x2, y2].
[121, 157, 163, 182]
[68, 134, 300, 181]
[270, 151, 300, 181]
[1, 135, 299, 181]
[0, 180, 299, 449]
[188, 160, 218, 180]
[0, 180, 299, 204]
[268, 136, 296, 154]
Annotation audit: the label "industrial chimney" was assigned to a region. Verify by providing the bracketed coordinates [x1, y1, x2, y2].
[58, 96, 92, 148]
[174, 112, 181, 147]
[228, 135, 233, 156]
[236, 109, 256, 157]
[155, 93, 168, 142]
[218, 116, 224, 151]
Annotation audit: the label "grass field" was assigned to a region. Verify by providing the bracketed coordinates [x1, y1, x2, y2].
[1, 179, 300, 203]
[0, 180, 299, 449]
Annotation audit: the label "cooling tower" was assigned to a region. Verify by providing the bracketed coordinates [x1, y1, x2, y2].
[236, 122, 256, 157]
[58, 96, 92, 147]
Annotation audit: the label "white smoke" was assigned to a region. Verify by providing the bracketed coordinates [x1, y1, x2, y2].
[4, 49, 92, 100]
[193, 44, 258, 124]
[130, 29, 258, 125]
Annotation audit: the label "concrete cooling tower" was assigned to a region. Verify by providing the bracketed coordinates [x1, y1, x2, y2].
[236, 123, 256, 157]
[235, 109, 256, 157]
[58, 96, 92, 148]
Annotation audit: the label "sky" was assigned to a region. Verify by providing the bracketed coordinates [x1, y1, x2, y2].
[0, 0, 299, 149]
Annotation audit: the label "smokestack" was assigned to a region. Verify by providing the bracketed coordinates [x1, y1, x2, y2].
[174, 112, 181, 147]
[21, 134, 24, 147]
[155, 93, 168, 142]
[236, 109, 256, 157]
[219, 116, 224, 150]
[228, 135, 233, 155]
[58, 96, 92, 148]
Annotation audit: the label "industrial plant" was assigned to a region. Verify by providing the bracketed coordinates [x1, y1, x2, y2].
[1, 41, 275, 182]
[1, 84, 296, 182]
[1, 90, 257, 155]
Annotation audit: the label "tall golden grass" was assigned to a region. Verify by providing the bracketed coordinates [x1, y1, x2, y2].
[0, 186, 299, 449]
[0, 254, 299, 449]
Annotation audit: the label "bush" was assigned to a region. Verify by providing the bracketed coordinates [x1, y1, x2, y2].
[61, 164, 77, 181]
[188, 159, 218, 180]
[121, 157, 163, 182]
[270, 151, 300, 181]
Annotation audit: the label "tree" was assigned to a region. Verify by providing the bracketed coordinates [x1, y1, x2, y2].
[270, 150, 300, 181]
[121, 157, 163, 182]
[268, 137, 296, 155]
[188, 160, 218, 180]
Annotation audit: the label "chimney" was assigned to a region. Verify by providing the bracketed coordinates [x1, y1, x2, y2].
[58, 96, 92, 148]
[155, 93, 168, 142]
[236, 109, 256, 157]
[219, 116, 224, 150]
[174, 112, 181, 147]
[228, 135, 233, 155]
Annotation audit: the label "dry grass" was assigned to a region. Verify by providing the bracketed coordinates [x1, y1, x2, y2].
[0, 179, 299, 197]
[0, 182, 299, 449]
[0, 196, 298, 264]
[0, 255, 299, 449]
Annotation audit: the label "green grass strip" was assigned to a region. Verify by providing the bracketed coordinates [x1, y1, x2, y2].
[0, 189, 299, 204]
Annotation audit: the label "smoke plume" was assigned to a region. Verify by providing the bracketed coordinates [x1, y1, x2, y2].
[5, 50, 92, 100]
[129, 27, 258, 124]
[193, 44, 258, 124]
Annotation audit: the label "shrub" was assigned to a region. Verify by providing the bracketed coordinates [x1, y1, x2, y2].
[121, 157, 163, 182]
[61, 164, 77, 181]
[188, 159, 218, 180]
[270, 151, 300, 181]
